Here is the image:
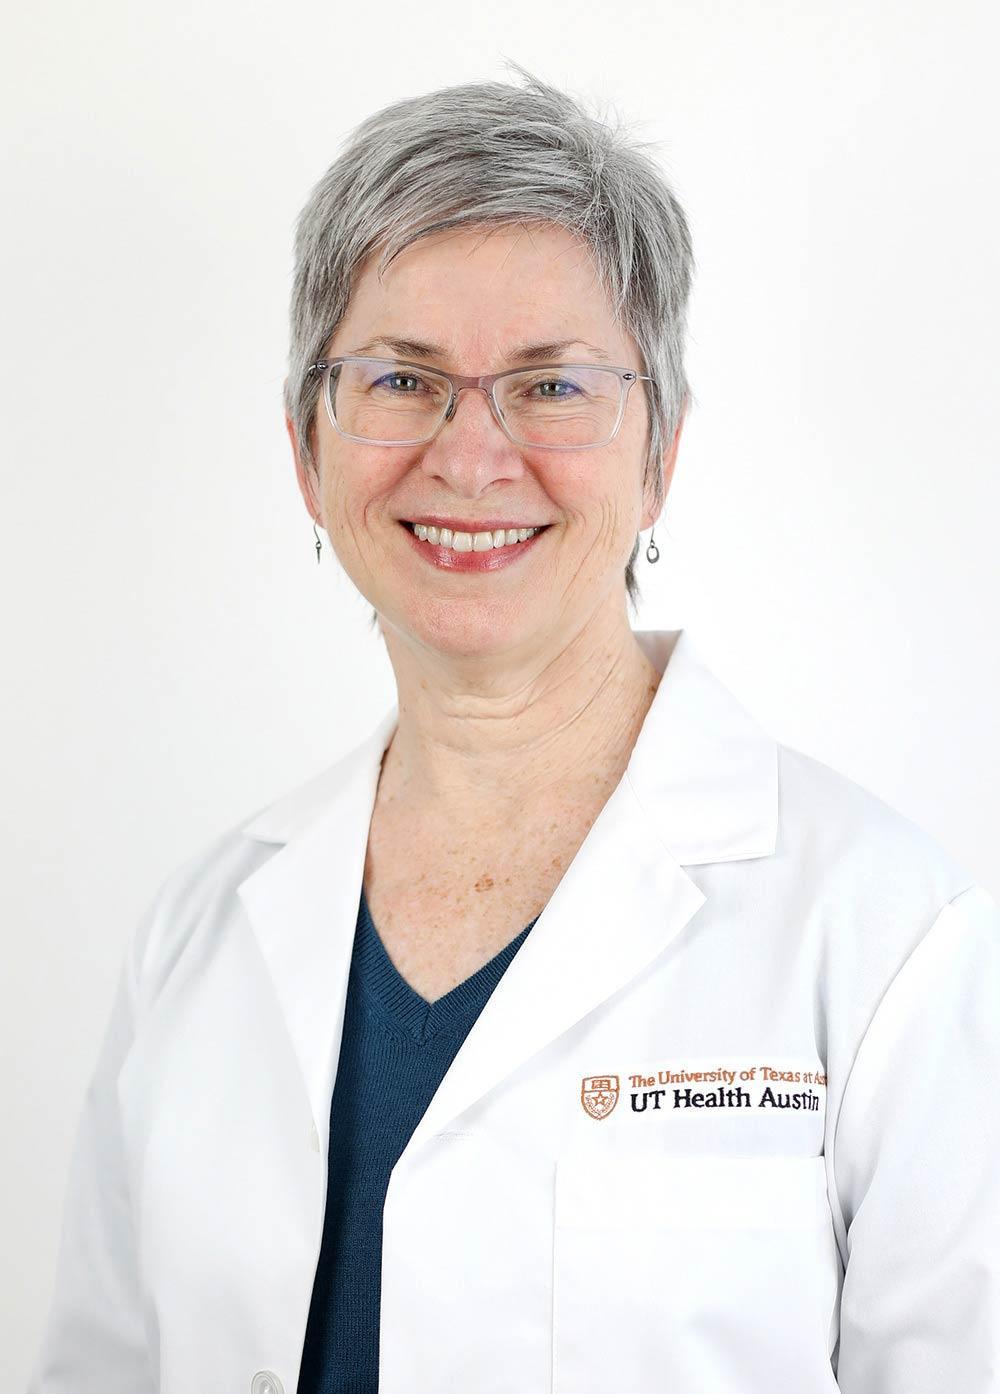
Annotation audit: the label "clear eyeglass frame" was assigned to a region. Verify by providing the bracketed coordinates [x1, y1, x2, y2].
[306, 355, 654, 450]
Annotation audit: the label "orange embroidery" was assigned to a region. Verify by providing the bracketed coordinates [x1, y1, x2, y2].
[581, 1075, 620, 1120]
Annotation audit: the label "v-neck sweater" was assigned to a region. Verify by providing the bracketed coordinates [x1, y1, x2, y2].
[296, 885, 538, 1394]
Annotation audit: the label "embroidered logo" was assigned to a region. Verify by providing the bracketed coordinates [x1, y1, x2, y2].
[627, 1058, 827, 1116]
[581, 1075, 620, 1120]
[579, 1057, 828, 1121]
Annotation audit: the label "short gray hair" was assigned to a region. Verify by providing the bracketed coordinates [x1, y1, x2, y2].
[284, 62, 695, 617]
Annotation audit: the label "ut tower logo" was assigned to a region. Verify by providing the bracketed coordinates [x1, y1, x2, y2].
[581, 1074, 620, 1120]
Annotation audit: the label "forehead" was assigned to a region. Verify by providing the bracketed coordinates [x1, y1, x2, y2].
[330, 222, 634, 367]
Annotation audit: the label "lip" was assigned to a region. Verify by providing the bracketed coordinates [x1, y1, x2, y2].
[401, 516, 552, 532]
[398, 519, 550, 572]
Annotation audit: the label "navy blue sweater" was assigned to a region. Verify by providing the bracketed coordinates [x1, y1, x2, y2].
[296, 886, 538, 1393]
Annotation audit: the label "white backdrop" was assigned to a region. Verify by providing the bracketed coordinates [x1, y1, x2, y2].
[3, 0, 998, 1379]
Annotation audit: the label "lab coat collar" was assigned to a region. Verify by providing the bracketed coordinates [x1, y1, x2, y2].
[235, 629, 779, 1154]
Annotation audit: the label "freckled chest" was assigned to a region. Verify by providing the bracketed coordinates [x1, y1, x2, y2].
[361, 787, 611, 1003]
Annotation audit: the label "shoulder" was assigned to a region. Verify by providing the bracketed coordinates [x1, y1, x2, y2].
[763, 743, 998, 1107]
[126, 815, 272, 1017]
[773, 739, 990, 984]
[775, 740, 977, 899]
[130, 708, 395, 1012]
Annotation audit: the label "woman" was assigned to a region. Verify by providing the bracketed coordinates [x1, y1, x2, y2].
[30, 68, 999, 1394]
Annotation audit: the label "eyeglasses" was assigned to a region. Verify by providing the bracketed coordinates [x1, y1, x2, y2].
[306, 356, 653, 449]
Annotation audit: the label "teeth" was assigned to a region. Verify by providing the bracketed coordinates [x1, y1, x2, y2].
[411, 523, 540, 551]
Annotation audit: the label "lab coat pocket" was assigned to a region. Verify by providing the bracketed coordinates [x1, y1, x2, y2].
[552, 1151, 842, 1394]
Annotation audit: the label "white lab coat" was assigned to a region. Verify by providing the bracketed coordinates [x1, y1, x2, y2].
[29, 628, 1000, 1393]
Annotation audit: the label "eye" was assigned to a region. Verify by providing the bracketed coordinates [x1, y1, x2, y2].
[372, 371, 425, 393]
[526, 375, 584, 400]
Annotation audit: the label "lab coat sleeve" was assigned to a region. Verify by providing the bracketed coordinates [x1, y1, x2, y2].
[833, 882, 1000, 1391]
[27, 900, 157, 1393]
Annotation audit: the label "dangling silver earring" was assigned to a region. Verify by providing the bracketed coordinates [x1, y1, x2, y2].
[312, 518, 322, 564]
[646, 527, 660, 564]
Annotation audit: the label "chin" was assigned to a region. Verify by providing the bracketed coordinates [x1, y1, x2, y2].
[385, 594, 536, 660]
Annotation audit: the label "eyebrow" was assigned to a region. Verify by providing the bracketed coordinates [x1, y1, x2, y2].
[346, 335, 617, 366]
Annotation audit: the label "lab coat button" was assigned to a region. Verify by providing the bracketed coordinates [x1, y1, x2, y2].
[250, 1372, 284, 1394]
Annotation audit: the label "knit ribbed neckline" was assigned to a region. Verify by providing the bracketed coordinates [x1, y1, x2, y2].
[354, 885, 538, 1044]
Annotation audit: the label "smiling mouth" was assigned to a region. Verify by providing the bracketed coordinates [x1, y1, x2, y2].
[401, 521, 551, 552]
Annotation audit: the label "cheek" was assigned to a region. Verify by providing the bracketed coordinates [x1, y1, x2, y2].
[319, 449, 411, 533]
[543, 452, 641, 539]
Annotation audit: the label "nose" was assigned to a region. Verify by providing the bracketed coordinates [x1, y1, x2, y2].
[420, 384, 524, 493]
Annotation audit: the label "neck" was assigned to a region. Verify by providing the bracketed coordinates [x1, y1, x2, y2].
[375, 607, 661, 821]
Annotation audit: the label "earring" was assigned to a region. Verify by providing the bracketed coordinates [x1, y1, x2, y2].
[312, 518, 322, 564]
[646, 527, 660, 564]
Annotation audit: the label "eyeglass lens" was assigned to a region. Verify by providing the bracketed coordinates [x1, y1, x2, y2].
[327, 359, 626, 447]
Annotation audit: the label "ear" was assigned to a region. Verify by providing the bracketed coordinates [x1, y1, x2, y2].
[639, 396, 687, 533]
[285, 392, 322, 522]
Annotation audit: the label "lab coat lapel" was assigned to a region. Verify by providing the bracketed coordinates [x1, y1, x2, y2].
[235, 707, 397, 1147]
[234, 628, 779, 1161]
